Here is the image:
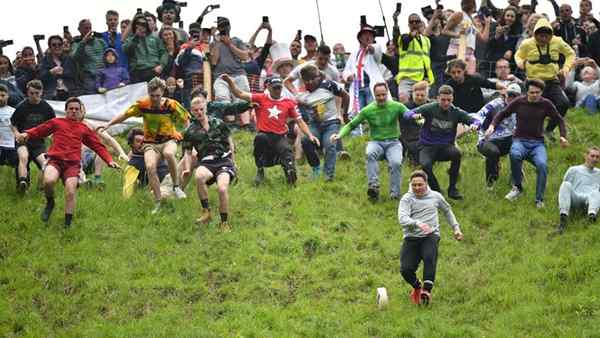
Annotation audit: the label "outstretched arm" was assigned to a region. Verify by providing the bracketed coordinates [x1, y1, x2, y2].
[221, 74, 252, 102]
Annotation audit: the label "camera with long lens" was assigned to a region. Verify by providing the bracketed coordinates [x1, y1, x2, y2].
[33, 34, 45, 41]
[0, 40, 14, 48]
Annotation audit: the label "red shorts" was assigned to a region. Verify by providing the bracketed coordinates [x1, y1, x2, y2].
[47, 159, 81, 183]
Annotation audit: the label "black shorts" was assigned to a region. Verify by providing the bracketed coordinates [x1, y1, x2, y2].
[197, 158, 236, 185]
[0, 147, 17, 167]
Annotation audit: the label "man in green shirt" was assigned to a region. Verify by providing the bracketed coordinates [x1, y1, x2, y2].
[331, 82, 408, 200]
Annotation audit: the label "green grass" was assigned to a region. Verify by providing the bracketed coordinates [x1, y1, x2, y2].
[2, 109, 600, 337]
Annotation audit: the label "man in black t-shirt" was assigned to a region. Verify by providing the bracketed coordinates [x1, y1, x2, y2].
[10, 80, 55, 192]
[444, 59, 506, 113]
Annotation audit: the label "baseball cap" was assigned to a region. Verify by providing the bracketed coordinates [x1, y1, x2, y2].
[506, 83, 522, 96]
[268, 76, 283, 87]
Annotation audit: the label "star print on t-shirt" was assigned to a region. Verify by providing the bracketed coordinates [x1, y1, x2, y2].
[268, 105, 281, 119]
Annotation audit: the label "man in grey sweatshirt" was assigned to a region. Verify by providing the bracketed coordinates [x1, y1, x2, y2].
[398, 170, 464, 306]
[556, 146, 600, 234]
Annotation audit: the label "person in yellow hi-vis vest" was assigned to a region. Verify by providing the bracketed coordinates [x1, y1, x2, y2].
[394, 13, 434, 104]
[515, 18, 575, 140]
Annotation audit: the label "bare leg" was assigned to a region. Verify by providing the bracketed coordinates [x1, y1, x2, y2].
[144, 150, 161, 201]
[64, 177, 78, 215]
[216, 173, 230, 214]
[195, 166, 213, 202]
[17, 145, 29, 179]
[162, 141, 180, 187]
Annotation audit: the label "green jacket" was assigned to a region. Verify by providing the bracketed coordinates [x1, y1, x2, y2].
[71, 38, 107, 74]
[123, 35, 168, 72]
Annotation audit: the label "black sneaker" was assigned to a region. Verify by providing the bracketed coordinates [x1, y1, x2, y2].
[447, 188, 464, 200]
[17, 178, 28, 194]
[285, 168, 297, 186]
[41, 201, 55, 223]
[254, 168, 265, 186]
[588, 213, 597, 224]
[367, 186, 379, 202]
[556, 214, 568, 234]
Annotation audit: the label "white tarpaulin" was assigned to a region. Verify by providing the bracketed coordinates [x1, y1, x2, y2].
[47, 82, 147, 134]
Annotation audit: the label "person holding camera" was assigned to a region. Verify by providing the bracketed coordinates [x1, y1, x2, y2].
[71, 19, 108, 94]
[156, 0, 189, 44]
[210, 17, 252, 129]
[393, 13, 434, 104]
[39, 36, 76, 100]
[124, 14, 169, 84]
[101, 10, 128, 72]
[15, 47, 40, 94]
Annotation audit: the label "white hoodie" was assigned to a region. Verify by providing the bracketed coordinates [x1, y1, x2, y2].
[398, 186, 460, 238]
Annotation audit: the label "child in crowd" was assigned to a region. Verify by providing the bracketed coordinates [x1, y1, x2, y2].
[96, 48, 129, 94]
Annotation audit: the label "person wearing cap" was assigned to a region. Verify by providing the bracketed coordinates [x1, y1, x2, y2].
[342, 22, 387, 136]
[297, 64, 349, 181]
[302, 35, 318, 62]
[472, 83, 521, 189]
[486, 79, 569, 208]
[393, 13, 435, 104]
[123, 14, 169, 84]
[210, 16, 252, 129]
[221, 73, 319, 186]
[514, 18, 575, 140]
[156, 0, 189, 44]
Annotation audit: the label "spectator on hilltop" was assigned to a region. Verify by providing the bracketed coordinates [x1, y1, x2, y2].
[565, 58, 600, 113]
[159, 26, 181, 79]
[95, 48, 129, 93]
[124, 14, 168, 84]
[210, 16, 252, 130]
[102, 10, 128, 72]
[484, 6, 520, 78]
[15, 47, 40, 94]
[71, 19, 108, 94]
[302, 34, 318, 62]
[39, 36, 77, 100]
[156, 0, 189, 44]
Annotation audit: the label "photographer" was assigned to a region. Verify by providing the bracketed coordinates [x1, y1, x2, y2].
[394, 13, 434, 104]
[424, 7, 452, 97]
[210, 17, 252, 128]
[156, 0, 188, 44]
[15, 47, 40, 94]
[39, 35, 76, 100]
[551, 4, 583, 47]
[71, 19, 108, 94]
[245, 20, 273, 95]
[124, 14, 168, 84]
[175, 22, 209, 108]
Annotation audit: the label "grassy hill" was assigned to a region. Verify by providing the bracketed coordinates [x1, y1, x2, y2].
[1, 109, 600, 337]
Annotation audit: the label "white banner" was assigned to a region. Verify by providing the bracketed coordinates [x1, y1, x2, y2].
[47, 82, 148, 134]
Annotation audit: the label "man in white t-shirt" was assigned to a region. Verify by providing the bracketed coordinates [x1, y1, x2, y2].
[0, 84, 17, 169]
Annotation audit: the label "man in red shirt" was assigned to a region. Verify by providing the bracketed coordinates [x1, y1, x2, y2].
[222, 74, 318, 185]
[15, 97, 120, 228]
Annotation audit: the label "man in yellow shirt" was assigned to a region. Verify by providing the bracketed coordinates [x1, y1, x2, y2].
[99, 77, 190, 213]
[515, 18, 575, 139]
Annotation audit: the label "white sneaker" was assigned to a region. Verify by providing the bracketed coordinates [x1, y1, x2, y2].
[173, 186, 187, 199]
[151, 201, 162, 215]
[536, 201, 545, 209]
[504, 186, 522, 201]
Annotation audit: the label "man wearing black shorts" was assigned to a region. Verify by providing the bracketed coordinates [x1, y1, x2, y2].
[182, 96, 237, 232]
[10, 80, 55, 192]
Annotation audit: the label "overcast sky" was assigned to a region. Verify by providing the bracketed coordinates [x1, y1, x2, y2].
[0, 0, 583, 59]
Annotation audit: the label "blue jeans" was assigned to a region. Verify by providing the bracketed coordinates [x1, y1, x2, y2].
[366, 140, 403, 197]
[510, 139, 548, 202]
[301, 120, 340, 179]
[580, 94, 600, 114]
